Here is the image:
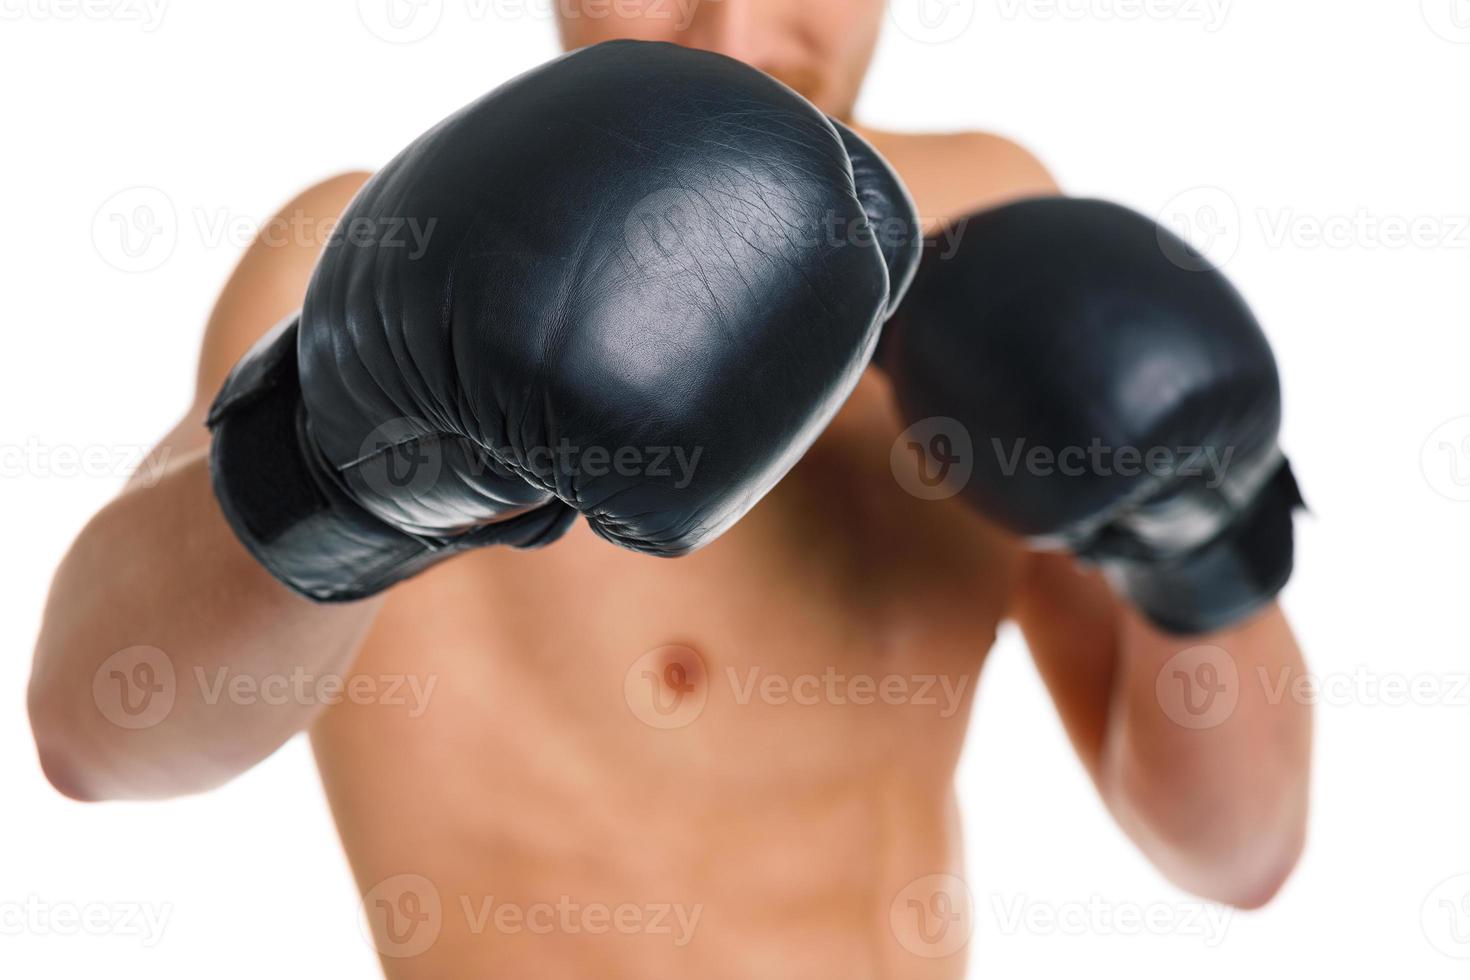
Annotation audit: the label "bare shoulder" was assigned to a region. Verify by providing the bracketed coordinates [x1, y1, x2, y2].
[854, 127, 1059, 229]
[120, 172, 375, 491]
[193, 171, 374, 400]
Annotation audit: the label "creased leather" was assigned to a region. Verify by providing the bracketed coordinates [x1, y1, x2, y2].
[884, 196, 1302, 634]
[207, 40, 918, 601]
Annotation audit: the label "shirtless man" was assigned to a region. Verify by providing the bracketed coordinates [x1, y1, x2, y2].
[27, 3, 1312, 977]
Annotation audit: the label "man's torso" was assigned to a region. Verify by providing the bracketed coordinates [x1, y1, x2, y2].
[310, 128, 1044, 979]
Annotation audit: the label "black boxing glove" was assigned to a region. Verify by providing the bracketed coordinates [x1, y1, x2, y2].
[883, 197, 1303, 635]
[207, 40, 919, 602]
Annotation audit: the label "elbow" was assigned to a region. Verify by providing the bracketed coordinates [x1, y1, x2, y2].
[26, 657, 160, 802]
[34, 742, 109, 804]
[1191, 820, 1305, 911]
[1225, 854, 1300, 911]
[1109, 756, 1309, 909]
[28, 681, 111, 802]
[30, 655, 271, 802]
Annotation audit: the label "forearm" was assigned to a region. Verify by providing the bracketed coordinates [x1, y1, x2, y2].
[900, 191, 1310, 906]
[1100, 603, 1312, 907]
[1014, 552, 1311, 907]
[28, 446, 381, 801]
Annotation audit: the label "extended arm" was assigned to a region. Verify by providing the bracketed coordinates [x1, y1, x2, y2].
[28, 174, 381, 801]
[882, 191, 1312, 906]
[1013, 554, 1310, 907]
[30, 42, 922, 803]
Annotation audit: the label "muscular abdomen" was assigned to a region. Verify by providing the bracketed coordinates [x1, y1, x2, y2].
[311, 375, 1016, 979]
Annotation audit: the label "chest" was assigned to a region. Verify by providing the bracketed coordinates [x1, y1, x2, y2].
[410, 377, 1018, 675]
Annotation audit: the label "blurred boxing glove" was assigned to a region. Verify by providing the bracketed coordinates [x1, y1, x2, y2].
[883, 197, 1302, 634]
[207, 40, 919, 601]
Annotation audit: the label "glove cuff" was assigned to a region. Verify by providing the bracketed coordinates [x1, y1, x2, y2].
[1106, 459, 1305, 635]
[207, 317, 574, 602]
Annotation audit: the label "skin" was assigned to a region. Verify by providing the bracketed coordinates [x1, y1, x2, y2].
[29, 3, 1312, 977]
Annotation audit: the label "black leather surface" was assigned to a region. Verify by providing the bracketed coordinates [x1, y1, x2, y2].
[884, 196, 1300, 632]
[208, 40, 918, 599]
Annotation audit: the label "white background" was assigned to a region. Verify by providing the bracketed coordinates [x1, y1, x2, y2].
[3, 1, 1469, 976]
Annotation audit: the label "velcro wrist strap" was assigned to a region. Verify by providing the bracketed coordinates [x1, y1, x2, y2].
[1107, 459, 1305, 635]
[206, 316, 575, 602]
